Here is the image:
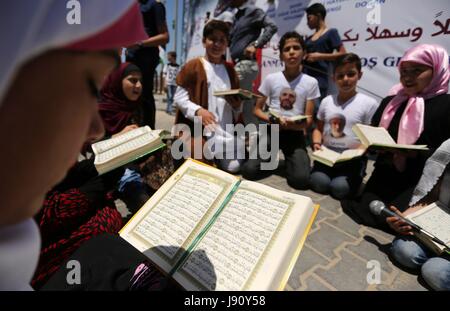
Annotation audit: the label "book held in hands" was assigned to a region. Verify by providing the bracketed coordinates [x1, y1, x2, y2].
[311, 146, 366, 167]
[268, 108, 310, 123]
[92, 126, 166, 175]
[120, 159, 319, 291]
[406, 202, 450, 255]
[313, 124, 429, 167]
[352, 124, 428, 151]
[213, 89, 262, 100]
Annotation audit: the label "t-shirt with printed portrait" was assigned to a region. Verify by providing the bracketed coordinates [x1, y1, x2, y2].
[258, 71, 320, 118]
[318, 93, 379, 152]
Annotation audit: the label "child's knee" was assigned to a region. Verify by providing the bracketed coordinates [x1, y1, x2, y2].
[287, 171, 310, 190]
[421, 258, 450, 291]
[241, 160, 261, 180]
[391, 237, 427, 270]
[329, 177, 350, 199]
[309, 171, 331, 193]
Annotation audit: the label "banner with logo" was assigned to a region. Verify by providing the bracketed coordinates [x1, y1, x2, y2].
[182, 0, 450, 99]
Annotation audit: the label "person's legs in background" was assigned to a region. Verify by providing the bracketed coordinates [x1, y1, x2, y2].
[310, 164, 332, 194]
[235, 60, 259, 151]
[241, 126, 278, 180]
[127, 53, 158, 129]
[330, 158, 366, 200]
[284, 147, 310, 189]
[311, 157, 366, 200]
[140, 62, 157, 129]
[117, 168, 150, 217]
[280, 131, 310, 190]
[166, 85, 177, 115]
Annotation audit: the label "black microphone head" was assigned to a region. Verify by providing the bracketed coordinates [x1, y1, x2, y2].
[369, 200, 385, 216]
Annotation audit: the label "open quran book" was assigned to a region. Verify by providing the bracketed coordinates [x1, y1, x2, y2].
[268, 108, 310, 123]
[352, 124, 428, 151]
[311, 146, 366, 167]
[213, 88, 262, 100]
[92, 126, 166, 175]
[406, 202, 450, 255]
[120, 159, 319, 291]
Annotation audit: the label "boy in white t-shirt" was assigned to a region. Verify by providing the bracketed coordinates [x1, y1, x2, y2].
[310, 53, 379, 199]
[241, 31, 320, 189]
[163, 51, 179, 115]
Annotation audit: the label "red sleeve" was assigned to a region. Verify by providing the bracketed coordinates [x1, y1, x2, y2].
[37, 189, 90, 242]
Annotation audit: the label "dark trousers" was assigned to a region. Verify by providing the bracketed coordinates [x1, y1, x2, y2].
[127, 53, 159, 129]
[241, 129, 310, 189]
[342, 160, 420, 231]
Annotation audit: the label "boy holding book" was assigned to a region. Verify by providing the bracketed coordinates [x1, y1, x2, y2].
[310, 53, 378, 199]
[241, 31, 319, 189]
[174, 20, 244, 173]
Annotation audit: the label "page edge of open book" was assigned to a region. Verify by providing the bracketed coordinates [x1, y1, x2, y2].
[311, 154, 335, 167]
[276, 203, 320, 291]
[405, 202, 450, 251]
[95, 141, 166, 175]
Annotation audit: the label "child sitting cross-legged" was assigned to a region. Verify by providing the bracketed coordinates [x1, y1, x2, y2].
[310, 53, 378, 199]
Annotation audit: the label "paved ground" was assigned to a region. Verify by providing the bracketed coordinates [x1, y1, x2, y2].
[148, 93, 427, 291]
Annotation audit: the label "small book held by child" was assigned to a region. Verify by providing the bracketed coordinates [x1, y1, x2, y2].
[91, 126, 167, 175]
[213, 88, 262, 100]
[352, 124, 428, 151]
[268, 108, 310, 123]
[406, 202, 450, 255]
[311, 146, 366, 167]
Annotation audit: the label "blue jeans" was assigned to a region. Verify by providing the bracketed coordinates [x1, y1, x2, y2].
[166, 85, 177, 113]
[391, 236, 450, 291]
[117, 169, 149, 215]
[310, 158, 366, 200]
[118, 168, 143, 193]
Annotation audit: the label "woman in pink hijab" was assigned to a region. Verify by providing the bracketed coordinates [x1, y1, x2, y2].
[343, 44, 450, 230]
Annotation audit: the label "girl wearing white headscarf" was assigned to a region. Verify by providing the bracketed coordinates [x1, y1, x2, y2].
[0, 0, 146, 290]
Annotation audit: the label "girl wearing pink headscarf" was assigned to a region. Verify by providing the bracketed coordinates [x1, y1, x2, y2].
[343, 44, 450, 230]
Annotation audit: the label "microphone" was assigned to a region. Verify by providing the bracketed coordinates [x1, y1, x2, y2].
[369, 200, 421, 231]
[369, 200, 448, 248]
